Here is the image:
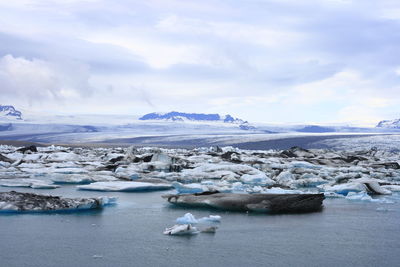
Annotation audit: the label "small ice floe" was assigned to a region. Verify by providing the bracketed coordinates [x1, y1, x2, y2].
[166, 213, 221, 236]
[163, 224, 199, 235]
[263, 187, 303, 194]
[345, 192, 395, 203]
[240, 172, 274, 186]
[201, 226, 218, 233]
[172, 182, 205, 194]
[176, 213, 198, 224]
[198, 215, 221, 223]
[381, 185, 400, 192]
[288, 161, 321, 170]
[92, 255, 103, 259]
[176, 213, 222, 225]
[45, 152, 81, 162]
[353, 178, 392, 195]
[323, 192, 345, 198]
[0, 179, 59, 189]
[320, 182, 366, 196]
[346, 191, 374, 201]
[51, 174, 93, 184]
[77, 181, 172, 192]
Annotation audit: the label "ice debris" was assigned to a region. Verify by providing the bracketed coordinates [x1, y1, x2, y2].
[0, 144, 400, 204]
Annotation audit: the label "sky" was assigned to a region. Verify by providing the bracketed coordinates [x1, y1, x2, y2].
[0, 0, 399, 125]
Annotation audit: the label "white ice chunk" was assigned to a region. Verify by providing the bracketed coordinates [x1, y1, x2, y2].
[77, 181, 172, 192]
[346, 191, 373, 201]
[319, 182, 367, 195]
[46, 152, 81, 162]
[346, 192, 395, 203]
[0, 178, 59, 189]
[176, 213, 198, 224]
[172, 182, 205, 194]
[52, 174, 93, 184]
[240, 172, 274, 186]
[176, 213, 222, 225]
[289, 161, 321, 169]
[382, 185, 400, 192]
[163, 224, 199, 235]
[198, 215, 222, 223]
[353, 178, 392, 195]
[274, 171, 294, 187]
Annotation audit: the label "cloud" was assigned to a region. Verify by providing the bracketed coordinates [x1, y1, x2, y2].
[0, 0, 399, 123]
[0, 54, 92, 104]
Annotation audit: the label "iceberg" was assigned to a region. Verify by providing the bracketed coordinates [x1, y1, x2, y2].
[0, 191, 116, 212]
[78, 181, 172, 192]
[176, 213, 222, 224]
[163, 224, 199, 235]
[172, 182, 205, 194]
[240, 172, 274, 186]
[345, 192, 395, 203]
[163, 192, 325, 213]
[320, 182, 367, 195]
[51, 174, 93, 184]
[176, 213, 198, 224]
[0, 179, 59, 189]
[198, 215, 221, 223]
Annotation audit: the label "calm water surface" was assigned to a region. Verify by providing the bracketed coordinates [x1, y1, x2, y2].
[0, 186, 399, 267]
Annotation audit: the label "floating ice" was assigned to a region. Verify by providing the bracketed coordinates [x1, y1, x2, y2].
[77, 181, 172, 192]
[320, 182, 367, 195]
[346, 191, 374, 201]
[51, 174, 93, 184]
[288, 161, 321, 169]
[176, 213, 198, 224]
[163, 224, 199, 235]
[176, 213, 222, 224]
[0, 191, 116, 212]
[345, 192, 395, 203]
[198, 215, 221, 223]
[172, 182, 205, 194]
[45, 152, 81, 162]
[240, 172, 274, 186]
[0, 179, 59, 189]
[201, 226, 218, 233]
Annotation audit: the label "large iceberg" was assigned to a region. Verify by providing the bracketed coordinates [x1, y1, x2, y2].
[0, 191, 116, 212]
[163, 192, 325, 213]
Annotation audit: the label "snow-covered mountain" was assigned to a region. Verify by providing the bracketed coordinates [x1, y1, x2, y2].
[0, 105, 22, 120]
[376, 118, 400, 129]
[139, 111, 246, 124]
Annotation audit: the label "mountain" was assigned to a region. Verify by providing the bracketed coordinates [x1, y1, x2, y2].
[0, 105, 22, 120]
[139, 112, 246, 124]
[376, 118, 400, 129]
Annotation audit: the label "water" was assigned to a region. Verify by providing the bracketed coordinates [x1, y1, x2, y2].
[1, 186, 399, 267]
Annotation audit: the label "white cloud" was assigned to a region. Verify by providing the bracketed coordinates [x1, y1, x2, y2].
[0, 54, 92, 104]
[85, 33, 206, 69]
[0, 0, 400, 123]
[156, 15, 303, 48]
